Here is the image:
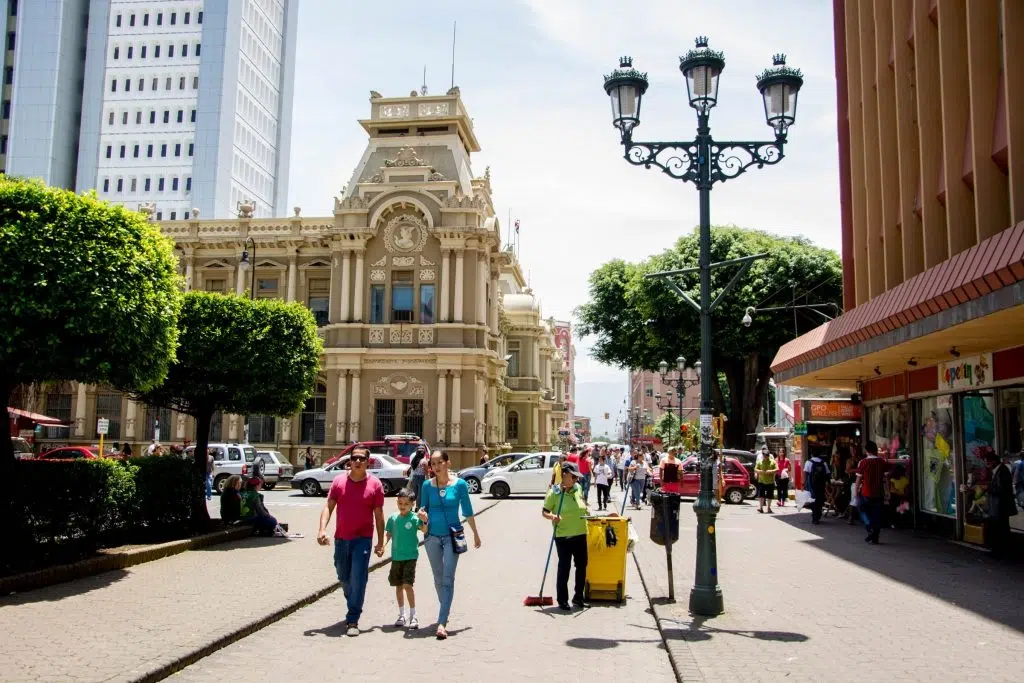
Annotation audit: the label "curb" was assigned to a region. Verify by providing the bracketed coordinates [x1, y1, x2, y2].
[630, 550, 696, 683]
[134, 498, 501, 683]
[0, 525, 253, 597]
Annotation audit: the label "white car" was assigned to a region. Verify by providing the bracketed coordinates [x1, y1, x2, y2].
[256, 450, 293, 490]
[482, 452, 563, 498]
[291, 453, 409, 497]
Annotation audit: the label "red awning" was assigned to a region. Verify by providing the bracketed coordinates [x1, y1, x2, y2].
[6, 407, 68, 426]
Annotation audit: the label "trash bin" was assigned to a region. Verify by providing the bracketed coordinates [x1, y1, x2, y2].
[649, 489, 681, 546]
[584, 516, 629, 603]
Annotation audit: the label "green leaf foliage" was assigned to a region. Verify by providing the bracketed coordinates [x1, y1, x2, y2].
[576, 226, 841, 447]
[653, 412, 682, 447]
[0, 177, 181, 394]
[138, 291, 323, 419]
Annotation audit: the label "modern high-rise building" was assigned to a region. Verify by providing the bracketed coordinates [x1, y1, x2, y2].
[2, 0, 298, 219]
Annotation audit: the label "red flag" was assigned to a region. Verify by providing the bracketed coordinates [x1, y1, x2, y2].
[514, 219, 520, 234]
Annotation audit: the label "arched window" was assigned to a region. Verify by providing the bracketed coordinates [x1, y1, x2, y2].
[301, 382, 327, 444]
[507, 410, 519, 442]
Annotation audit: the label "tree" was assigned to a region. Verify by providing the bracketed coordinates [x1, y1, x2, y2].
[137, 291, 322, 522]
[577, 226, 841, 449]
[0, 178, 181, 467]
[653, 412, 682, 448]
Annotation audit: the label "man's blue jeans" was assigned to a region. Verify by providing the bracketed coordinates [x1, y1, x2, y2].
[333, 537, 372, 625]
[858, 497, 884, 541]
[205, 474, 213, 500]
[580, 473, 591, 502]
[424, 534, 460, 625]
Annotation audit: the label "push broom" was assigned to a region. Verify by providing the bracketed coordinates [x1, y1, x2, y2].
[524, 488, 566, 607]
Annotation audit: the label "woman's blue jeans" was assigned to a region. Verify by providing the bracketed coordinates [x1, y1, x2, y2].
[424, 534, 460, 625]
[630, 479, 644, 505]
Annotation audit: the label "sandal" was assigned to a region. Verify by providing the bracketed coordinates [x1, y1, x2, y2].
[436, 625, 448, 640]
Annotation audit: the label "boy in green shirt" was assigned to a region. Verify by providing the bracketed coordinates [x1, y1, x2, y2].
[542, 462, 590, 611]
[385, 488, 425, 629]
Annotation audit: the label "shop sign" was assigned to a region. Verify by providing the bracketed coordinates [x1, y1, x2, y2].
[793, 423, 808, 436]
[939, 353, 992, 391]
[806, 401, 862, 420]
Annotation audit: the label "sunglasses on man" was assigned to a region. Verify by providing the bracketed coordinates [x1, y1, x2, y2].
[350, 455, 368, 462]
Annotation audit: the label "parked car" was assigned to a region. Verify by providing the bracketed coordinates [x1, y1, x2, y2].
[11, 437, 34, 460]
[482, 452, 563, 498]
[457, 452, 523, 494]
[185, 443, 264, 494]
[672, 455, 753, 504]
[653, 449, 757, 500]
[325, 434, 429, 467]
[36, 446, 100, 460]
[292, 452, 408, 497]
[256, 450, 293, 490]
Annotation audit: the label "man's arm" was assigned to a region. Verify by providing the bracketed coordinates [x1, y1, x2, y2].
[317, 498, 336, 545]
[373, 506, 386, 555]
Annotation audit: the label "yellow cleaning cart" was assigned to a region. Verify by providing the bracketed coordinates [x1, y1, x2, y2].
[584, 515, 629, 603]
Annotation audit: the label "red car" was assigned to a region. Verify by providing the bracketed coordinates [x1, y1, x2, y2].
[654, 455, 753, 505]
[37, 446, 101, 460]
[325, 434, 429, 467]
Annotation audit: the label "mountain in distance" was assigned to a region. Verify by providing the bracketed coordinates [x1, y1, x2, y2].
[574, 379, 627, 439]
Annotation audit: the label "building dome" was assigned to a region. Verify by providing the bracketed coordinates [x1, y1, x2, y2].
[503, 290, 539, 313]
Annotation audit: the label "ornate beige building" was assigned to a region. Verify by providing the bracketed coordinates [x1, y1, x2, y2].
[17, 89, 563, 468]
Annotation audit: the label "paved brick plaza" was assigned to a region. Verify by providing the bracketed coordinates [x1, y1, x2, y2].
[2, 488, 1022, 683]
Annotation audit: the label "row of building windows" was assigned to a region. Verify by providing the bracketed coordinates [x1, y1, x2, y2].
[108, 108, 197, 127]
[234, 120, 276, 174]
[111, 42, 201, 61]
[105, 141, 194, 159]
[241, 24, 282, 86]
[232, 152, 273, 202]
[237, 89, 278, 147]
[244, 0, 285, 56]
[110, 74, 199, 93]
[114, 9, 202, 29]
[238, 58, 281, 123]
[101, 175, 192, 195]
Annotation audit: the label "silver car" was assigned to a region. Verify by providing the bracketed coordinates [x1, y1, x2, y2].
[257, 450, 293, 490]
[291, 453, 409, 497]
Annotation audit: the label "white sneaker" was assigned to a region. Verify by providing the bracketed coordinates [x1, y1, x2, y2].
[346, 624, 359, 637]
[394, 615, 406, 628]
[407, 615, 419, 630]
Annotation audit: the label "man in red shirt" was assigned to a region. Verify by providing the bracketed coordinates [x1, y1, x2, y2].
[855, 440, 888, 544]
[317, 446, 386, 636]
[578, 448, 593, 503]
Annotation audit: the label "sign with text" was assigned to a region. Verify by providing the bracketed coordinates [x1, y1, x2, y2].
[803, 400, 862, 421]
[96, 418, 109, 435]
[939, 353, 992, 391]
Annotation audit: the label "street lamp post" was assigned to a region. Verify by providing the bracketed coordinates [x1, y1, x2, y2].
[656, 356, 702, 439]
[238, 237, 256, 301]
[604, 38, 803, 616]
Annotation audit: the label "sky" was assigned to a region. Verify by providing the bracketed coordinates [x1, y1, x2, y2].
[286, 0, 841, 440]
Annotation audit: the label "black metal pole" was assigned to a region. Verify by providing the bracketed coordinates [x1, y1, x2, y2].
[662, 490, 674, 601]
[690, 112, 724, 616]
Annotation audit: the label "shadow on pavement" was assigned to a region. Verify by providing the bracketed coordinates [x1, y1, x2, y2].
[660, 615, 809, 643]
[565, 636, 663, 650]
[0, 569, 129, 605]
[772, 512, 1024, 633]
[302, 622, 382, 638]
[194, 537, 291, 551]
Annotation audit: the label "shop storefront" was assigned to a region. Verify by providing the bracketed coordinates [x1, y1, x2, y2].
[860, 347, 1024, 545]
[791, 399, 861, 491]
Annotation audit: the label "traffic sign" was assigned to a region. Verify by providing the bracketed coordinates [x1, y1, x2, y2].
[96, 418, 110, 435]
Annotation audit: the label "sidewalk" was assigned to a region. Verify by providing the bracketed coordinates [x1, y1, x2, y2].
[622, 489, 1024, 683]
[0, 497, 465, 683]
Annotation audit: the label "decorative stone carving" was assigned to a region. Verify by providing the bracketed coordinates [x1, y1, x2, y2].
[419, 269, 436, 281]
[418, 102, 449, 117]
[428, 169, 445, 181]
[384, 146, 426, 168]
[380, 104, 409, 118]
[390, 327, 414, 344]
[370, 90, 383, 99]
[293, 206, 301, 216]
[138, 202, 156, 219]
[383, 214, 427, 253]
[371, 256, 387, 267]
[369, 269, 386, 282]
[447, 86, 460, 96]
[419, 256, 435, 266]
[237, 200, 255, 218]
[418, 328, 434, 344]
[372, 373, 426, 397]
[368, 171, 385, 183]
[337, 195, 367, 210]
[392, 256, 415, 267]
[191, 208, 200, 218]
[368, 328, 386, 344]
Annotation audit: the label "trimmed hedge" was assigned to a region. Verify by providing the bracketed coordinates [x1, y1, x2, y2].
[9, 456, 202, 574]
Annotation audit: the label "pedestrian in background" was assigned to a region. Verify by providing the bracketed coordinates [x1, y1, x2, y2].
[804, 450, 830, 524]
[304, 446, 314, 471]
[628, 452, 649, 509]
[775, 446, 791, 508]
[855, 440, 887, 544]
[578, 448, 593, 503]
[980, 450, 1017, 558]
[317, 446, 386, 637]
[755, 446, 778, 514]
[407, 446, 429, 507]
[205, 448, 215, 501]
[542, 463, 589, 610]
[418, 450, 481, 640]
[593, 454, 613, 511]
[659, 447, 682, 495]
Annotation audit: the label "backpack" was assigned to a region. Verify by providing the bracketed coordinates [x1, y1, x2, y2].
[809, 459, 828, 490]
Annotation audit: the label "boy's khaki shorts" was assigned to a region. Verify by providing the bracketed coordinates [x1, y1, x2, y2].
[388, 559, 416, 587]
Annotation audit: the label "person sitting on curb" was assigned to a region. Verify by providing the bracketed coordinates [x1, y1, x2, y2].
[220, 474, 243, 524]
[241, 477, 284, 536]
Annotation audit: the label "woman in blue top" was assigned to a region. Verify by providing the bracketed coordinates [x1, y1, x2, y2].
[416, 449, 481, 639]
